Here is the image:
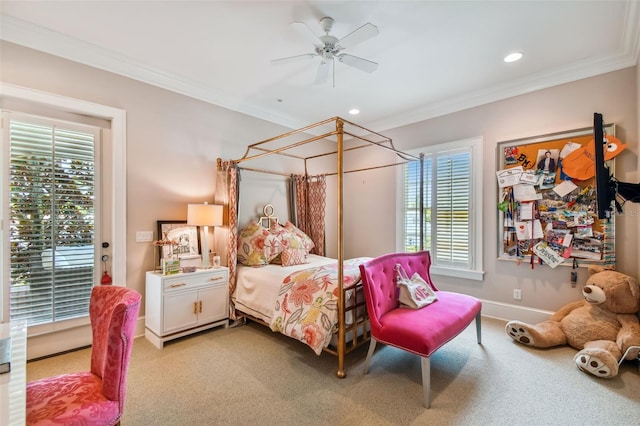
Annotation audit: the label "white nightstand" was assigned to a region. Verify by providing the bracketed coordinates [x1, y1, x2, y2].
[145, 267, 229, 349]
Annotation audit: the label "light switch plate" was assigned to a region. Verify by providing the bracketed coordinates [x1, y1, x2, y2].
[136, 231, 154, 242]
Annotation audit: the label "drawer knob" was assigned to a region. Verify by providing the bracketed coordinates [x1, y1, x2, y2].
[170, 283, 187, 288]
[209, 276, 224, 281]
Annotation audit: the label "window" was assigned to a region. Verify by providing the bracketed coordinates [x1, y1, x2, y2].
[400, 137, 484, 281]
[5, 113, 100, 326]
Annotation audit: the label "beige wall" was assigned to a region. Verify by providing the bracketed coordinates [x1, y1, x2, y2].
[1, 41, 638, 330]
[349, 67, 639, 318]
[0, 41, 291, 322]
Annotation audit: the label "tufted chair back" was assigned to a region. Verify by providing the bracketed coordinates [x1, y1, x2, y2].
[359, 251, 437, 332]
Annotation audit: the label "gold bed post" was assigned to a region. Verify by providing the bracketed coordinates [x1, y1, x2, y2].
[336, 118, 346, 378]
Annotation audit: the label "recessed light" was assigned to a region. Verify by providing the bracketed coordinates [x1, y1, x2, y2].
[349, 108, 360, 115]
[504, 52, 523, 63]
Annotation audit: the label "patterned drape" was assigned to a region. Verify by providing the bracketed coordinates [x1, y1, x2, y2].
[217, 161, 239, 319]
[293, 174, 326, 256]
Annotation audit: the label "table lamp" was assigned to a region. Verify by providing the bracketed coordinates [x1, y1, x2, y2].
[187, 202, 223, 268]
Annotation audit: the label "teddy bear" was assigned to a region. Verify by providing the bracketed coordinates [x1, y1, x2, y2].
[505, 266, 640, 378]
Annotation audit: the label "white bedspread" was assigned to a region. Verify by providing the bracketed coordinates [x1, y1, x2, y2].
[233, 254, 336, 323]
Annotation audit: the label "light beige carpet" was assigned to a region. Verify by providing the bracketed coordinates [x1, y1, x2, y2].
[27, 316, 639, 425]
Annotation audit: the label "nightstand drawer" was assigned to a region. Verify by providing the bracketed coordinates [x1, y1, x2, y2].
[162, 270, 227, 292]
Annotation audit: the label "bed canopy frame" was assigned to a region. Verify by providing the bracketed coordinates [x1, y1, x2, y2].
[217, 116, 421, 377]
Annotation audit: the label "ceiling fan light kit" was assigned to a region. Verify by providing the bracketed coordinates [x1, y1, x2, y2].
[272, 16, 379, 87]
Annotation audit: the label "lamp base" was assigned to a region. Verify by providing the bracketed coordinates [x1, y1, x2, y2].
[201, 227, 210, 269]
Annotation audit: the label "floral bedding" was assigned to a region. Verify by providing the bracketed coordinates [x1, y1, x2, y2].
[268, 257, 371, 355]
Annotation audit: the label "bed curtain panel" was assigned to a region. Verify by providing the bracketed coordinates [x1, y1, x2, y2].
[292, 174, 326, 256]
[217, 161, 239, 319]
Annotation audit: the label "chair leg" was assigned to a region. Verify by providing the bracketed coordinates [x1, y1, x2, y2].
[363, 338, 377, 374]
[421, 356, 431, 408]
[475, 312, 482, 344]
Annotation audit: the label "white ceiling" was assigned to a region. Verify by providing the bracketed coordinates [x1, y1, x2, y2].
[1, 1, 639, 131]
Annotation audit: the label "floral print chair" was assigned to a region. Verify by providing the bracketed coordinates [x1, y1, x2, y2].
[26, 285, 141, 425]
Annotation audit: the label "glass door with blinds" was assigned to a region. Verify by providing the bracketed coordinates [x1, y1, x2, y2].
[3, 112, 101, 327]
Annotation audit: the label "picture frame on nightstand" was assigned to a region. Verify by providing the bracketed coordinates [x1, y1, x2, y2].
[157, 220, 201, 263]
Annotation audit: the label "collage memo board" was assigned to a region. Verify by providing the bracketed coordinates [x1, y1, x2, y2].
[496, 125, 615, 269]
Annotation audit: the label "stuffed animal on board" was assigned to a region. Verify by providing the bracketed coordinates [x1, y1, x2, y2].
[561, 135, 626, 181]
[505, 266, 640, 378]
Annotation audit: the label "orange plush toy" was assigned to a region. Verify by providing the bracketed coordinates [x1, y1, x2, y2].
[561, 135, 626, 180]
[506, 266, 640, 378]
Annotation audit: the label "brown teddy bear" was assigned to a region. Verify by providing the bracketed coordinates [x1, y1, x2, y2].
[505, 266, 640, 378]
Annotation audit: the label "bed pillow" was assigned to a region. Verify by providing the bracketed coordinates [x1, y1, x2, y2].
[267, 222, 308, 266]
[283, 221, 315, 252]
[281, 248, 308, 266]
[237, 222, 283, 266]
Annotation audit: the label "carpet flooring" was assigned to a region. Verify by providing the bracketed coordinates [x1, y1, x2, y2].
[27, 316, 640, 425]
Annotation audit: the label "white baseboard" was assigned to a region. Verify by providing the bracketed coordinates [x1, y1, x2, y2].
[480, 299, 552, 324]
[134, 316, 146, 340]
[132, 305, 552, 342]
[28, 304, 552, 360]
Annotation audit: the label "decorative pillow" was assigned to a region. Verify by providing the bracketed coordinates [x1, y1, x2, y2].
[283, 221, 315, 252]
[237, 222, 283, 266]
[267, 222, 308, 265]
[281, 248, 308, 266]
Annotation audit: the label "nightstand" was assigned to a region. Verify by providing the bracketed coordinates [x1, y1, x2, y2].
[145, 267, 229, 348]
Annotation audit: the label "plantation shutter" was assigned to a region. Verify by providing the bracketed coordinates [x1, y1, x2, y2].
[403, 156, 432, 252]
[433, 149, 471, 267]
[8, 117, 97, 325]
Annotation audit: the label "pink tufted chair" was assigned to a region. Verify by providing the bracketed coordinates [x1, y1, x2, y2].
[26, 285, 141, 426]
[359, 251, 482, 408]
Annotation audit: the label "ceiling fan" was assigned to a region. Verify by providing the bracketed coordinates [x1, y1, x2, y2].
[272, 16, 379, 87]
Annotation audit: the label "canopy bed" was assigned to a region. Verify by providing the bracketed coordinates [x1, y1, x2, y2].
[216, 117, 420, 377]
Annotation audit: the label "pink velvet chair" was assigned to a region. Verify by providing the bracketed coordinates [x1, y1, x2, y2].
[26, 285, 141, 426]
[359, 251, 482, 408]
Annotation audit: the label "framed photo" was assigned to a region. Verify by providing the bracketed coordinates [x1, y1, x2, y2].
[156, 220, 201, 262]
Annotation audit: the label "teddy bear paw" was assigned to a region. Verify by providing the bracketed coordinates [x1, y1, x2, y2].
[574, 350, 618, 378]
[505, 322, 536, 346]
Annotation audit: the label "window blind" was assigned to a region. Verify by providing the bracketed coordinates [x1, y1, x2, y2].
[8, 118, 96, 325]
[402, 147, 472, 268]
[434, 150, 471, 268]
[403, 156, 432, 252]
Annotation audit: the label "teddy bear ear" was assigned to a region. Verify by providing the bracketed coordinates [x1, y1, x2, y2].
[588, 265, 607, 276]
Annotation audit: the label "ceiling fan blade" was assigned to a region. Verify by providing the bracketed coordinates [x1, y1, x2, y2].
[271, 53, 317, 65]
[338, 53, 378, 73]
[291, 21, 322, 45]
[337, 23, 379, 49]
[314, 60, 330, 84]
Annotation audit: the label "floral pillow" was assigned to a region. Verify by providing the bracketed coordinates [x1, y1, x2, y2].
[268, 222, 308, 266]
[283, 221, 315, 252]
[237, 222, 283, 266]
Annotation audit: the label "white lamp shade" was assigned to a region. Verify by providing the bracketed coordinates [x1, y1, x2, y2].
[187, 203, 223, 227]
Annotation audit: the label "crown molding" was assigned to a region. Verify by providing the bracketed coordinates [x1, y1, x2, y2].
[372, 51, 637, 132]
[2, 10, 639, 133]
[0, 15, 304, 129]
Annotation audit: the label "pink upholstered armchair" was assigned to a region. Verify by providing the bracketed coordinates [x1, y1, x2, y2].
[27, 285, 141, 426]
[359, 251, 482, 408]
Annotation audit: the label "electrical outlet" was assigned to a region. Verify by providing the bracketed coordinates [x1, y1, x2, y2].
[513, 289, 522, 300]
[136, 231, 154, 242]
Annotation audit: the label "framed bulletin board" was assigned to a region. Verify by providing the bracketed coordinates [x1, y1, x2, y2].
[496, 125, 616, 268]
